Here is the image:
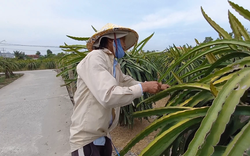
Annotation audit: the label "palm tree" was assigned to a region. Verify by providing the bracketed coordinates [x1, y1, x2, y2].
[0, 57, 19, 78]
[13, 51, 26, 60]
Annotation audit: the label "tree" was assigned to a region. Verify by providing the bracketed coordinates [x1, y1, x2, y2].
[46, 49, 55, 58]
[47, 49, 52, 55]
[13, 51, 26, 60]
[56, 52, 65, 58]
[203, 37, 213, 43]
[0, 57, 19, 78]
[36, 51, 41, 56]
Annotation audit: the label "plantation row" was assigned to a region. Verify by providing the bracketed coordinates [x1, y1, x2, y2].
[0, 57, 57, 78]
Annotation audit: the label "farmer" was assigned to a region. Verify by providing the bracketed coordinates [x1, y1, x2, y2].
[70, 23, 169, 156]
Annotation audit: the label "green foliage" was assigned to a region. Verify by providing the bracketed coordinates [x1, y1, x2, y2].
[15, 60, 27, 70]
[118, 33, 163, 127]
[13, 50, 26, 60]
[36, 51, 41, 56]
[119, 1, 250, 156]
[203, 37, 213, 43]
[47, 49, 53, 55]
[0, 57, 19, 78]
[27, 60, 39, 70]
[45, 49, 56, 58]
[43, 58, 56, 69]
[0, 53, 62, 72]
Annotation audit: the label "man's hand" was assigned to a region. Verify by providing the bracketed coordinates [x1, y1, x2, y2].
[160, 83, 170, 90]
[141, 81, 161, 94]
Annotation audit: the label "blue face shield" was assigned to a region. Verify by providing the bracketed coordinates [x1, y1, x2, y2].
[113, 39, 125, 59]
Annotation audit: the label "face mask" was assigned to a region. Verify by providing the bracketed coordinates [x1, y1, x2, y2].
[113, 39, 125, 59]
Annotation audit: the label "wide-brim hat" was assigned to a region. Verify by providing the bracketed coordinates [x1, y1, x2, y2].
[86, 23, 139, 51]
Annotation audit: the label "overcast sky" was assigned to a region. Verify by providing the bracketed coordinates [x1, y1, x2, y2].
[0, 0, 249, 55]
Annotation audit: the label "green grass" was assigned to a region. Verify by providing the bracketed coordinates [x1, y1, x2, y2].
[0, 74, 24, 89]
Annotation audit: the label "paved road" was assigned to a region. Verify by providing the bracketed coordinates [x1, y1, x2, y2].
[0, 70, 73, 156]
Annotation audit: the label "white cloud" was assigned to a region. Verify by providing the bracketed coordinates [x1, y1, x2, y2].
[131, 0, 250, 32]
[131, 8, 201, 31]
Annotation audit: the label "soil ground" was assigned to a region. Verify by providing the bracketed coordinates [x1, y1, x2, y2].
[110, 97, 169, 155]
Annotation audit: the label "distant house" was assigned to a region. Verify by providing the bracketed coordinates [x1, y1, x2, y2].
[26, 55, 40, 60]
[0, 52, 15, 58]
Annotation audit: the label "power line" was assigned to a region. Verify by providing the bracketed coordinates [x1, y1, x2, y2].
[0, 43, 61, 48]
[0, 46, 62, 51]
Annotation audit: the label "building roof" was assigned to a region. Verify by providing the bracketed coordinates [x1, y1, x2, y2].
[26, 55, 40, 58]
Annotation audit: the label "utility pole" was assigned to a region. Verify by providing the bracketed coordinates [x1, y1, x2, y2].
[0, 40, 5, 53]
[0, 40, 6, 54]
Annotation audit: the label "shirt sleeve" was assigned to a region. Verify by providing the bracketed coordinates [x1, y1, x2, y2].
[116, 64, 141, 87]
[77, 52, 142, 109]
[138, 83, 143, 95]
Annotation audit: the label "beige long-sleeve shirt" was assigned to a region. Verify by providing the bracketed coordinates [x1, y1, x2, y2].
[70, 48, 142, 152]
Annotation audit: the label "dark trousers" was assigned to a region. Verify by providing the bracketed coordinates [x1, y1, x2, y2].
[71, 137, 112, 156]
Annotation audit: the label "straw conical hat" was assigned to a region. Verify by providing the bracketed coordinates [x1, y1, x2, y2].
[86, 23, 139, 51]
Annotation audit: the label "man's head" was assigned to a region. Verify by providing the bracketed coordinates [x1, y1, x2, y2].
[97, 36, 126, 58]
